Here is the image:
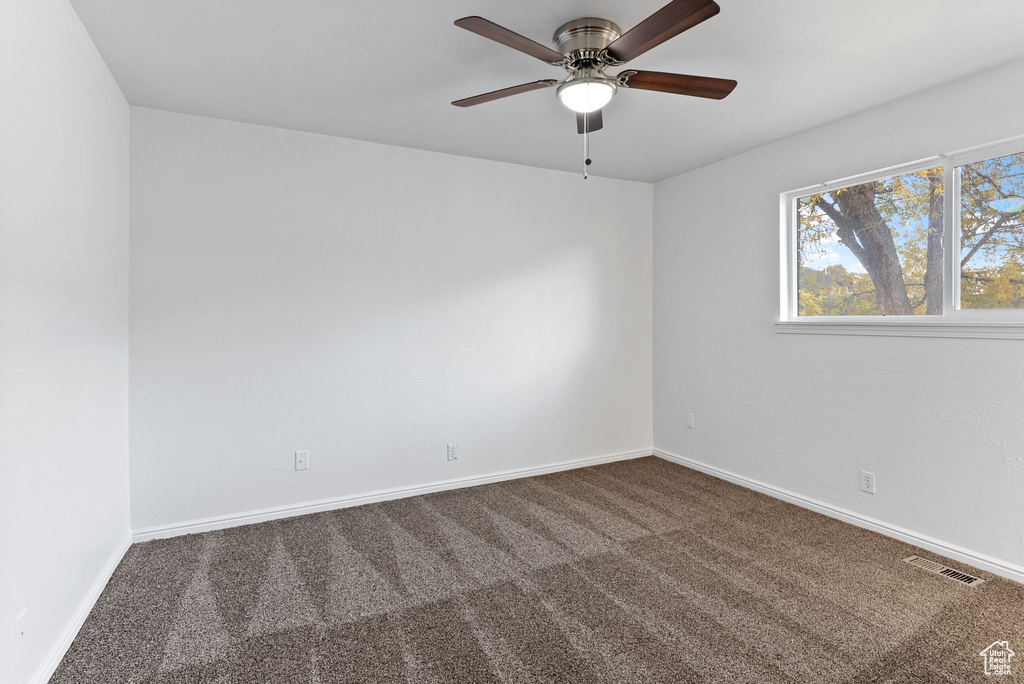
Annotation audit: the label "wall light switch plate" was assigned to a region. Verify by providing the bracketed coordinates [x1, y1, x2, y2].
[295, 450, 309, 471]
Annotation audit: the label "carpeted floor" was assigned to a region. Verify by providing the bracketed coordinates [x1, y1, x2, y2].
[51, 457, 1023, 683]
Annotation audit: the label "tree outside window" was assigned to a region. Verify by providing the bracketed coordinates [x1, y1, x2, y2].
[795, 151, 1024, 316]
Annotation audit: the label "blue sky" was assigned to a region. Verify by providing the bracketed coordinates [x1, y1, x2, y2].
[800, 231, 868, 273]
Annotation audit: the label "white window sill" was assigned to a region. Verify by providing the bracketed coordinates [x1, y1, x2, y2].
[775, 319, 1024, 339]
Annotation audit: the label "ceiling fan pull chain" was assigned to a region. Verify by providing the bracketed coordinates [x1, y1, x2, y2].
[584, 112, 591, 179]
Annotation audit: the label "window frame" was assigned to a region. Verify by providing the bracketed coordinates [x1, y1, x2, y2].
[777, 135, 1024, 339]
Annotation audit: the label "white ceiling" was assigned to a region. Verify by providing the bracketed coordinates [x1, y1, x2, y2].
[70, 0, 1024, 182]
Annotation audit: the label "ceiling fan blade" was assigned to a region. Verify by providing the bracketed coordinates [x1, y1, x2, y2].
[605, 0, 720, 63]
[576, 109, 604, 134]
[455, 16, 566, 65]
[619, 70, 736, 99]
[452, 80, 558, 107]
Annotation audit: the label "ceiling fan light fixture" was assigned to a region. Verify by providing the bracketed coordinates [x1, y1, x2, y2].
[556, 70, 617, 113]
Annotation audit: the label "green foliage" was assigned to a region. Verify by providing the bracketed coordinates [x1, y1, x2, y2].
[798, 264, 881, 316]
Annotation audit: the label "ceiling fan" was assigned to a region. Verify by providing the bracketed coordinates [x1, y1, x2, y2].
[451, 0, 737, 136]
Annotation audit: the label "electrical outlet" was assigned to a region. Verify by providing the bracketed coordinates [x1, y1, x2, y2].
[447, 443, 457, 462]
[295, 450, 309, 471]
[14, 609, 26, 656]
[861, 471, 876, 494]
[686, 413, 695, 429]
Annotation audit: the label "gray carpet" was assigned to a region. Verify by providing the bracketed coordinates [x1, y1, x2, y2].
[51, 457, 1023, 683]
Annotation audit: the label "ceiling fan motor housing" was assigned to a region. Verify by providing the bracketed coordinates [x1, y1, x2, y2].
[552, 18, 622, 113]
[553, 18, 622, 65]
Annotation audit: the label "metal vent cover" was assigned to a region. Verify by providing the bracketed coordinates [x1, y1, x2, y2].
[903, 556, 985, 586]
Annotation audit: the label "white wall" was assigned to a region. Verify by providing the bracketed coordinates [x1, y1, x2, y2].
[0, 0, 130, 682]
[129, 108, 653, 530]
[654, 57, 1024, 573]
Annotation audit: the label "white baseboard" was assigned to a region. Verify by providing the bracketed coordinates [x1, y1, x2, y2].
[133, 448, 654, 542]
[29, 531, 133, 684]
[654, 448, 1024, 585]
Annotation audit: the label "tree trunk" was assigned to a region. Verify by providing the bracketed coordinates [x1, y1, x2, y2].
[924, 171, 944, 315]
[818, 183, 913, 315]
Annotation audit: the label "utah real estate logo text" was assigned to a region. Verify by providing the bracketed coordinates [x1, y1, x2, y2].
[980, 641, 1014, 676]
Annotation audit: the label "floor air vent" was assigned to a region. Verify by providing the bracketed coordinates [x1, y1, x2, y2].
[903, 556, 985, 586]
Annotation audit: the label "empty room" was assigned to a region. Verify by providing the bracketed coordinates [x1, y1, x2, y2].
[4, 0, 1024, 682]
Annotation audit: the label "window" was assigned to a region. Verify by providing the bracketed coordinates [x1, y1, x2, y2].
[779, 136, 1024, 338]
[959, 152, 1024, 310]
[797, 166, 943, 317]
